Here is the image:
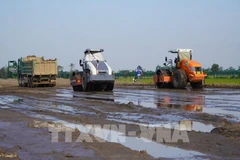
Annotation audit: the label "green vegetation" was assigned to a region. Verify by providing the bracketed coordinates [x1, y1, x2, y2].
[116, 76, 240, 85]
[115, 77, 153, 84]
[114, 64, 240, 85]
[2, 61, 240, 86]
[0, 67, 8, 79]
[205, 78, 240, 85]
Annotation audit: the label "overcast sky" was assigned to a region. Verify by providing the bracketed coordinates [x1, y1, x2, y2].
[0, 0, 239, 71]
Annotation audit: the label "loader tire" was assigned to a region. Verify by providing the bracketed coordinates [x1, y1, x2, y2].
[190, 81, 203, 89]
[172, 69, 187, 89]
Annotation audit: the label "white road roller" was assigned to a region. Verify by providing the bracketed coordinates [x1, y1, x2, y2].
[71, 49, 115, 92]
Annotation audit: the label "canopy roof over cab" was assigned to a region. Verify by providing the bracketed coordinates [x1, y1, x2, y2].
[84, 49, 104, 54]
[84, 48, 105, 61]
[168, 49, 192, 61]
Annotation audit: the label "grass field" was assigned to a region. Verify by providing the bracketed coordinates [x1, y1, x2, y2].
[115, 77, 240, 85]
[205, 78, 240, 84]
[115, 77, 153, 84]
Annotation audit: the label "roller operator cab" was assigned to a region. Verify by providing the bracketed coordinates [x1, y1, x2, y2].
[70, 49, 115, 92]
[153, 49, 207, 89]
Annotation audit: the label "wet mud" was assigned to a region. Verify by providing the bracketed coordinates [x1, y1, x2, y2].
[0, 82, 240, 159]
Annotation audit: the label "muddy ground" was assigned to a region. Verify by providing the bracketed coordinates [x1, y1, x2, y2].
[0, 79, 240, 160]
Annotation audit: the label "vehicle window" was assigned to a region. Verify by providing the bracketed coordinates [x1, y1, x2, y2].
[91, 61, 108, 70]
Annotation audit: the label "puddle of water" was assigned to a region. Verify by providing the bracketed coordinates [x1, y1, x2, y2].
[76, 110, 97, 115]
[48, 104, 96, 115]
[56, 94, 73, 98]
[0, 95, 24, 109]
[116, 99, 156, 108]
[56, 92, 115, 102]
[0, 122, 12, 127]
[56, 104, 74, 113]
[0, 105, 10, 109]
[0, 95, 20, 105]
[107, 112, 215, 132]
[203, 107, 240, 122]
[62, 122, 205, 159]
[115, 88, 240, 123]
[81, 96, 114, 102]
[191, 121, 215, 132]
[116, 99, 204, 113]
[107, 118, 214, 133]
[1, 96, 96, 116]
[32, 114, 205, 159]
[107, 112, 186, 125]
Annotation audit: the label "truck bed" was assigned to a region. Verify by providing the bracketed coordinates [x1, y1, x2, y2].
[19, 56, 57, 76]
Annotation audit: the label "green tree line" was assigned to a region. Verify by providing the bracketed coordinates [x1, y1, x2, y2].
[1, 63, 240, 79]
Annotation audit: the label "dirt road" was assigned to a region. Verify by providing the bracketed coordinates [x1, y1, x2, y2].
[0, 79, 240, 160]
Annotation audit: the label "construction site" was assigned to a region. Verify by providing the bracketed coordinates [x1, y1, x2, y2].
[0, 69, 240, 160]
[1, 1, 240, 160]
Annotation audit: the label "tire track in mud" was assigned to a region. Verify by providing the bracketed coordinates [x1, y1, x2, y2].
[54, 88, 240, 122]
[1, 87, 240, 159]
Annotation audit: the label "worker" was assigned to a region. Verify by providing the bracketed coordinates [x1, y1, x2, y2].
[136, 66, 142, 82]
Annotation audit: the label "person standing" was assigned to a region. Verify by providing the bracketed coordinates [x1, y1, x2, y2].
[136, 66, 142, 82]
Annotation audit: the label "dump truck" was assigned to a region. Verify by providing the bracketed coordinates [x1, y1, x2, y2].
[153, 49, 206, 89]
[9, 56, 58, 87]
[70, 49, 115, 91]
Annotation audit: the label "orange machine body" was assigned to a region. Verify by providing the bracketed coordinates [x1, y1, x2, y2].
[153, 49, 207, 89]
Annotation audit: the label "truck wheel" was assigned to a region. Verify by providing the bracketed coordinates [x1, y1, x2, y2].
[28, 78, 34, 88]
[172, 69, 187, 89]
[18, 81, 23, 87]
[190, 81, 203, 89]
[18, 77, 23, 87]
